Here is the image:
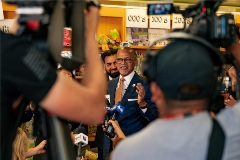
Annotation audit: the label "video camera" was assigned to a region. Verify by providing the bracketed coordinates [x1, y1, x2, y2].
[4, 0, 100, 71]
[147, 0, 239, 48]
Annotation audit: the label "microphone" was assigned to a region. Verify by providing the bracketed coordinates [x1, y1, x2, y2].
[105, 101, 125, 138]
[74, 127, 88, 157]
[104, 99, 111, 128]
[74, 124, 85, 134]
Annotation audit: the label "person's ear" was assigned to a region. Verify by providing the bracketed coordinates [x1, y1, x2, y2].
[150, 82, 164, 103]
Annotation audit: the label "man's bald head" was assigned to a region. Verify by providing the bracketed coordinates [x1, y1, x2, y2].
[116, 47, 138, 77]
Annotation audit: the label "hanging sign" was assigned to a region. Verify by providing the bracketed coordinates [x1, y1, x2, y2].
[149, 15, 170, 29]
[126, 9, 148, 28]
[172, 14, 192, 29]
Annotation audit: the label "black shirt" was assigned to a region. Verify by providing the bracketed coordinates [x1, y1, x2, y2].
[0, 31, 57, 160]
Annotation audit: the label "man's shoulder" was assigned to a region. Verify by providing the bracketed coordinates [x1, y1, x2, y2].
[112, 123, 155, 159]
[133, 73, 147, 84]
[134, 74, 150, 90]
[108, 77, 119, 85]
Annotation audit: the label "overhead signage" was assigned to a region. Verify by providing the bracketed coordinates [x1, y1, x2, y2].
[126, 9, 148, 28]
[149, 15, 171, 29]
[172, 14, 192, 29]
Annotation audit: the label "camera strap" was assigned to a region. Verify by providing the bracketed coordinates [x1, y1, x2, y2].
[207, 118, 225, 160]
[47, 0, 86, 71]
[47, 0, 65, 66]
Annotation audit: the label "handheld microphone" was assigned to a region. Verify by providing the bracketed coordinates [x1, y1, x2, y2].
[104, 99, 111, 128]
[74, 133, 88, 146]
[74, 124, 84, 134]
[74, 127, 88, 157]
[105, 101, 125, 138]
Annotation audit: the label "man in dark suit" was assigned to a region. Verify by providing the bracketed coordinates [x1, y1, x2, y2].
[95, 50, 120, 160]
[103, 47, 158, 159]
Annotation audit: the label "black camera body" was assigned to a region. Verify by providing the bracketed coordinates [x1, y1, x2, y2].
[188, 13, 236, 47]
[147, 0, 239, 48]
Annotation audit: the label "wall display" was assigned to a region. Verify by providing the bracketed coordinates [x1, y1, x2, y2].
[0, 19, 14, 33]
[149, 15, 171, 29]
[126, 28, 132, 43]
[172, 13, 192, 29]
[148, 29, 168, 46]
[131, 28, 149, 46]
[126, 9, 148, 28]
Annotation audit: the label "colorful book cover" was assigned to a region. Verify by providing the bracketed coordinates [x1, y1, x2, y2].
[148, 29, 169, 46]
[131, 28, 149, 46]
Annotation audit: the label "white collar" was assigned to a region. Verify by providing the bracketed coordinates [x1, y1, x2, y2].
[109, 76, 113, 81]
[119, 70, 135, 87]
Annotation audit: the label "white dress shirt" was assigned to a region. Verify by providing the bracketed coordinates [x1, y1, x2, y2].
[116, 71, 147, 113]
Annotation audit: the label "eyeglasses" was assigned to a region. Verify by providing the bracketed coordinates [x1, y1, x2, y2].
[115, 57, 135, 64]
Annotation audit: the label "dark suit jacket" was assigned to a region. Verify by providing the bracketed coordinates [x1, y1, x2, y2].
[94, 74, 110, 150]
[108, 72, 158, 136]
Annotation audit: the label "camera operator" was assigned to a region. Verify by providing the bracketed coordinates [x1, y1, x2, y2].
[106, 38, 240, 160]
[1, 3, 106, 160]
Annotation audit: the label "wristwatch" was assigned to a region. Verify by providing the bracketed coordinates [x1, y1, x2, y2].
[139, 103, 148, 109]
[87, 0, 101, 9]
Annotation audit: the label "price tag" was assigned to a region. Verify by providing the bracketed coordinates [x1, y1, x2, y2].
[149, 15, 170, 29]
[172, 14, 192, 29]
[126, 9, 148, 28]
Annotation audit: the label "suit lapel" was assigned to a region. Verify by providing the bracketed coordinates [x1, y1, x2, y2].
[110, 77, 119, 105]
[121, 73, 139, 105]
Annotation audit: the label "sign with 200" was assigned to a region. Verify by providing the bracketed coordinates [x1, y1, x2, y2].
[172, 14, 192, 29]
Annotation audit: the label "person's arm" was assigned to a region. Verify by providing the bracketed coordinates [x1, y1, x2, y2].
[108, 120, 126, 139]
[39, 6, 106, 124]
[224, 95, 237, 107]
[24, 140, 47, 158]
[136, 83, 158, 121]
[227, 37, 240, 67]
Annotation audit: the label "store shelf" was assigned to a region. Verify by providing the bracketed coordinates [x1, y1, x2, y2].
[98, 44, 165, 50]
[130, 46, 165, 50]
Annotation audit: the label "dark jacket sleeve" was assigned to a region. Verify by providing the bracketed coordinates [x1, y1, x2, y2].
[140, 80, 159, 122]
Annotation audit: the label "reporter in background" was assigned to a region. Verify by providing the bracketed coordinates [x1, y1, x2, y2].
[1, 3, 106, 160]
[109, 39, 240, 160]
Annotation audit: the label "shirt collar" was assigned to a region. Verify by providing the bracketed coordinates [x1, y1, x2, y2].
[119, 70, 135, 87]
[109, 76, 113, 81]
